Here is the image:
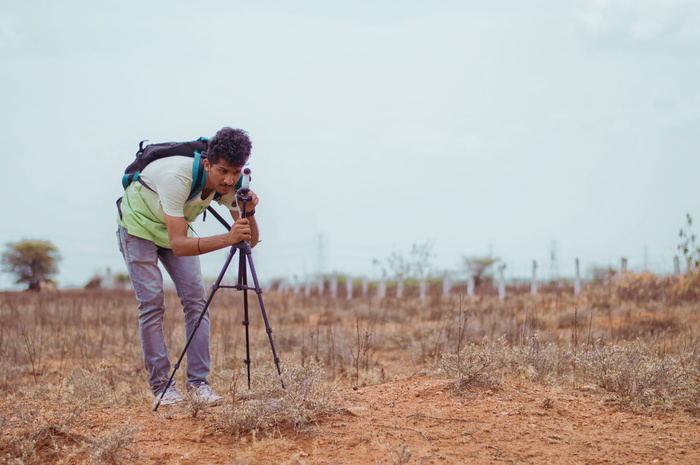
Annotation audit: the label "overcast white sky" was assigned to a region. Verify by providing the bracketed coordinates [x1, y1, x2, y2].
[1, 0, 699, 289]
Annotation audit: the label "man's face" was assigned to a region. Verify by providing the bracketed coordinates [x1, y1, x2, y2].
[206, 159, 244, 195]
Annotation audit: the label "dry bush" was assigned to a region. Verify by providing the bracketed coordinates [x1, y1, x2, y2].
[575, 341, 700, 413]
[217, 360, 342, 436]
[613, 272, 677, 303]
[86, 423, 141, 465]
[430, 337, 505, 391]
[1, 403, 86, 464]
[672, 273, 700, 301]
[502, 332, 573, 385]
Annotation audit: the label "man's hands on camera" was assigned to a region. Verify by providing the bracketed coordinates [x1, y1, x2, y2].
[229, 189, 259, 245]
[237, 190, 259, 215]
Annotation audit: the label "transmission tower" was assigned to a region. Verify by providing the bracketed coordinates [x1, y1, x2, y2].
[549, 240, 559, 283]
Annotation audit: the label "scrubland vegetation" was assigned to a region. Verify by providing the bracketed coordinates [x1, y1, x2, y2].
[1, 271, 699, 463]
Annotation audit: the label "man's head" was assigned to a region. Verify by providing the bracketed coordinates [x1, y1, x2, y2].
[206, 127, 252, 166]
[203, 127, 252, 196]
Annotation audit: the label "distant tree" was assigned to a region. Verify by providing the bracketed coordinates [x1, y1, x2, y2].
[84, 274, 103, 290]
[113, 272, 132, 289]
[461, 256, 498, 288]
[376, 241, 435, 282]
[678, 213, 700, 276]
[1, 240, 61, 291]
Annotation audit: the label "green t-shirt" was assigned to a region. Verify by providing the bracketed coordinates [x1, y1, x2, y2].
[117, 156, 238, 248]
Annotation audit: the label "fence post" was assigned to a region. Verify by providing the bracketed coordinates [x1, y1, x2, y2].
[574, 258, 581, 295]
[673, 255, 681, 275]
[378, 280, 386, 299]
[498, 263, 506, 300]
[330, 276, 337, 298]
[531, 260, 538, 295]
[347, 278, 353, 299]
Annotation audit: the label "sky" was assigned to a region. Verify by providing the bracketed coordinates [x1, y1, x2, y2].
[1, 0, 699, 289]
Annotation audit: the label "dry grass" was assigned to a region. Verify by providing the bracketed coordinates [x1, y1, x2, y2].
[1, 273, 699, 462]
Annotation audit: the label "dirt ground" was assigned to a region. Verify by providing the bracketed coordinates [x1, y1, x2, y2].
[7, 374, 700, 465]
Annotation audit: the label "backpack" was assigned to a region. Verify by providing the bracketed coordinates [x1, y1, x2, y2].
[122, 137, 209, 201]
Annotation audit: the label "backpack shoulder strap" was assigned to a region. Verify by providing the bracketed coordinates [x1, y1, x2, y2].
[187, 150, 206, 201]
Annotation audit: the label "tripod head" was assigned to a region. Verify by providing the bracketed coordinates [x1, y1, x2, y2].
[236, 167, 253, 218]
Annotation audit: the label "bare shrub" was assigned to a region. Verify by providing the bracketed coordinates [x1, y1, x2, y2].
[430, 338, 504, 390]
[63, 368, 116, 407]
[503, 332, 573, 384]
[86, 423, 140, 465]
[217, 360, 341, 436]
[1, 403, 85, 463]
[614, 272, 675, 303]
[575, 341, 700, 413]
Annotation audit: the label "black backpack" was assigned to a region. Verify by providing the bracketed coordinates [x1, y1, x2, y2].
[122, 137, 209, 201]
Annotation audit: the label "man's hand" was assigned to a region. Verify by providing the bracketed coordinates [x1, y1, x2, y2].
[228, 217, 252, 244]
[237, 190, 259, 215]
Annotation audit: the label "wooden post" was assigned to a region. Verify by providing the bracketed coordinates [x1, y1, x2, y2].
[673, 255, 681, 275]
[347, 278, 353, 299]
[574, 258, 581, 295]
[531, 261, 538, 295]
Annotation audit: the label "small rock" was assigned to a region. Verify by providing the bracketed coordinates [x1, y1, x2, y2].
[346, 406, 370, 417]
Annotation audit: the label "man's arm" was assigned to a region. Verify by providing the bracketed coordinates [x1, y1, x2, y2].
[164, 214, 252, 257]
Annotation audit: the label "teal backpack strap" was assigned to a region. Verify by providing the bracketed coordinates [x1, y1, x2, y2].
[187, 151, 206, 201]
[122, 172, 140, 189]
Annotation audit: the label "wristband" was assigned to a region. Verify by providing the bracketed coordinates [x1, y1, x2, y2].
[244, 209, 255, 217]
[197, 238, 203, 254]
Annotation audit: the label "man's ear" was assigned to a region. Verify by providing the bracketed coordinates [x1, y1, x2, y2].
[203, 158, 211, 171]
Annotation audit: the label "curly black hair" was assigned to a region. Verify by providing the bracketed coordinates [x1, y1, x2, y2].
[206, 127, 252, 166]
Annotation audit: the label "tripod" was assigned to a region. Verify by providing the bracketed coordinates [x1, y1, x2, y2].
[154, 184, 284, 412]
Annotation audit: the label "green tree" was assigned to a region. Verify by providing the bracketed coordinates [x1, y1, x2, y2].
[679, 213, 699, 276]
[1, 240, 61, 291]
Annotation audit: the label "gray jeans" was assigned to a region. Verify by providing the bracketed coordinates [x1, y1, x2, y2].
[117, 225, 210, 395]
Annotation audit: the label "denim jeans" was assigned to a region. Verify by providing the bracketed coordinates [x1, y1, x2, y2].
[117, 225, 210, 395]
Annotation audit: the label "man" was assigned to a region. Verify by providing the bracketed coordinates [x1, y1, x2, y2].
[116, 127, 259, 406]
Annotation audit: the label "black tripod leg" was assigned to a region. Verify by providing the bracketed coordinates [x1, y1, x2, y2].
[153, 246, 237, 412]
[245, 245, 285, 389]
[238, 245, 252, 389]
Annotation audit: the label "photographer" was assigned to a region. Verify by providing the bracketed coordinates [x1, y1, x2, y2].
[116, 127, 259, 406]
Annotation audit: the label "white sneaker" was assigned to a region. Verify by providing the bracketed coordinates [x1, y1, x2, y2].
[190, 384, 224, 405]
[154, 385, 184, 406]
